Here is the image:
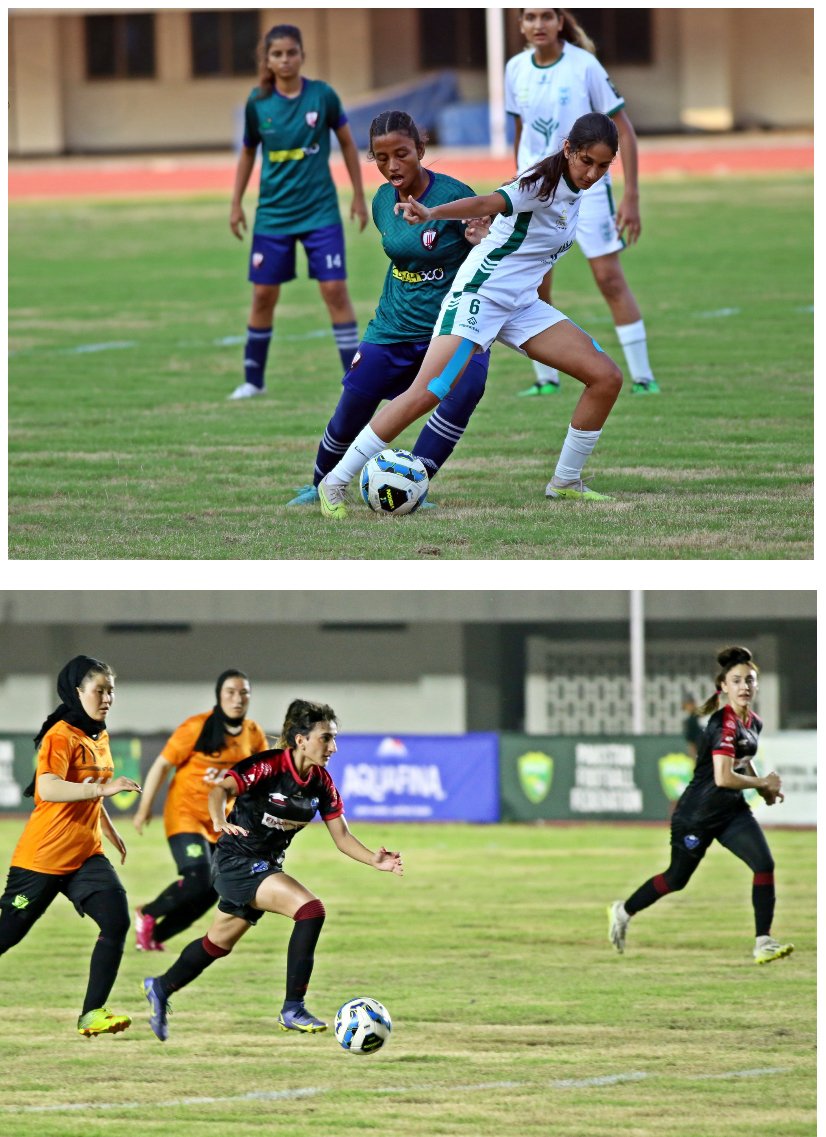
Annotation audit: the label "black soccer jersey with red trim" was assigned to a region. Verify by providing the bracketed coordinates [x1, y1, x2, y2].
[219, 749, 344, 862]
[673, 705, 762, 829]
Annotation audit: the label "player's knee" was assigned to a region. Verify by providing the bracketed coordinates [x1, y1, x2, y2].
[181, 864, 213, 898]
[294, 898, 326, 922]
[593, 359, 623, 397]
[594, 269, 626, 302]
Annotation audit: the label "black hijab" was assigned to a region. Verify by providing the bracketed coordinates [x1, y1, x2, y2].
[192, 669, 249, 757]
[26, 655, 111, 797]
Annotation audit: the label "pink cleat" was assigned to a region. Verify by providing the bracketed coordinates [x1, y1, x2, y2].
[135, 907, 165, 952]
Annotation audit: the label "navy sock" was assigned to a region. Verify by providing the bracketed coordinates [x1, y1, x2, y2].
[413, 354, 487, 478]
[313, 386, 379, 486]
[332, 321, 359, 372]
[244, 325, 272, 389]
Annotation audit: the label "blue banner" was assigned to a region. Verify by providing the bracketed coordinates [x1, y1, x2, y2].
[327, 734, 499, 822]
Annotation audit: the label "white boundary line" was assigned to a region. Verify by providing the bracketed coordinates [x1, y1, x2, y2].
[2, 1067, 791, 1115]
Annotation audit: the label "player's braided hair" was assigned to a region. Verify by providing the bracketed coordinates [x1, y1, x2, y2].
[367, 111, 429, 161]
[517, 110, 617, 204]
[256, 24, 304, 99]
[519, 8, 597, 55]
[698, 646, 759, 716]
[278, 699, 338, 750]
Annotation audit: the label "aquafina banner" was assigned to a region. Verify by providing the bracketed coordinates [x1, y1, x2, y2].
[326, 734, 499, 822]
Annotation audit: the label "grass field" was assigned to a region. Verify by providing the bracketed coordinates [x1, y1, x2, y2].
[8, 173, 813, 559]
[0, 819, 815, 1136]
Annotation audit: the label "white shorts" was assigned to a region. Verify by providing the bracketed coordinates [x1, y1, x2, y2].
[575, 178, 625, 260]
[434, 292, 568, 355]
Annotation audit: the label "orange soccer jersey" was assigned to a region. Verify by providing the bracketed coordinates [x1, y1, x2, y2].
[162, 713, 268, 841]
[11, 721, 114, 875]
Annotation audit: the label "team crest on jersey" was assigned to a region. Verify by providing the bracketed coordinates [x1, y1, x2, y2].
[305, 111, 319, 127]
[421, 229, 438, 250]
[252, 252, 264, 268]
[558, 86, 571, 106]
[555, 209, 568, 231]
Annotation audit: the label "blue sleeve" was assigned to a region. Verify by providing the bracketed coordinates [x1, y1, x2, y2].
[243, 98, 261, 149]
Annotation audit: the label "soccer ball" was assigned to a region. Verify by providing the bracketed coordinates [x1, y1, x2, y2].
[334, 997, 392, 1054]
[360, 449, 429, 515]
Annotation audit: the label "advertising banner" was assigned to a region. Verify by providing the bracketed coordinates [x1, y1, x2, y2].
[749, 732, 816, 826]
[326, 733, 499, 822]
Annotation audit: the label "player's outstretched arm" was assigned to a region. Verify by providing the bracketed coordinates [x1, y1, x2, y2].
[38, 772, 142, 802]
[133, 754, 173, 834]
[325, 816, 403, 875]
[395, 193, 508, 226]
[207, 776, 248, 836]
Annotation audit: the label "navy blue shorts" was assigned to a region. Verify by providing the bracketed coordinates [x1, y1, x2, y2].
[249, 223, 346, 285]
[344, 339, 490, 401]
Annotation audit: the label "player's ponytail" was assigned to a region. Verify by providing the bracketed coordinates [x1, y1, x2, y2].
[698, 646, 759, 716]
[518, 111, 617, 204]
[367, 110, 429, 160]
[278, 699, 338, 750]
[256, 24, 304, 99]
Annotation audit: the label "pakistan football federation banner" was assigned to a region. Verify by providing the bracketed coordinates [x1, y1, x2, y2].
[326, 734, 499, 822]
[499, 734, 690, 822]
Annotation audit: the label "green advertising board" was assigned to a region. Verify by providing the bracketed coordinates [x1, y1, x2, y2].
[500, 734, 693, 822]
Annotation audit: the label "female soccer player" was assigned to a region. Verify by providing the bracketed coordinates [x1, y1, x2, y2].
[287, 110, 491, 507]
[132, 670, 267, 952]
[228, 23, 368, 399]
[319, 111, 624, 517]
[143, 699, 402, 1040]
[0, 656, 141, 1037]
[507, 8, 658, 396]
[608, 646, 794, 964]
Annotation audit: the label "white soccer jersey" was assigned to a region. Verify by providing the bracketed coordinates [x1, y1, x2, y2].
[505, 42, 624, 171]
[448, 175, 583, 310]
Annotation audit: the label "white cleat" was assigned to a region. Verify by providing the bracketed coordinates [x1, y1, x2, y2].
[608, 900, 630, 954]
[227, 382, 266, 400]
[753, 936, 794, 964]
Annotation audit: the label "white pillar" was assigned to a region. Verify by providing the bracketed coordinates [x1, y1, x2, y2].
[486, 7, 507, 157]
[630, 590, 645, 735]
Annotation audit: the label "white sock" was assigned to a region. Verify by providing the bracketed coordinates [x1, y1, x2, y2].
[532, 360, 560, 386]
[617, 901, 629, 921]
[755, 934, 772, 947]
[615, 319, 654, 382]
[554, 424, 601, 483]
[326, 425, 387, 486]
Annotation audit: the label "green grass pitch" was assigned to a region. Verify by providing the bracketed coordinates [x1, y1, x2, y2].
[8, 174, 812, 559]
[0, 818, 814, 1135]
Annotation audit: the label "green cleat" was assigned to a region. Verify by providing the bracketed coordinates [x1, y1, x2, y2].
[319, 476, 351, 519]
[545, 478, 613, 501]
[631, 379, 660, 395]
[286, 484, 319, 506]
[753, 937, 794, 965]
[516, 381, 560, 397]
[77, 1007, 132, 1038]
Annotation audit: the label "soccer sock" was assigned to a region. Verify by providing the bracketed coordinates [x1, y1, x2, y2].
[413, 354, 487, 477]
[532, 360, 560, 386]
[142, 879, 187, 920]
[332, 321, 359, 372]
[553, 424, 602, 483]
[158, 934, 230, 997]
[752, 872, 775, 937]
[244, 325, 273, 390]
[154, 887, 218, 944]
[614, 319, 654, 382]
[80, 889, 130, 1014]
[326, 424, 387, 486]
[284, 899, 325, 1004]
[313, 388, 378, 486]
[143, 866, 212, 921]
[624, 874, 670, 916]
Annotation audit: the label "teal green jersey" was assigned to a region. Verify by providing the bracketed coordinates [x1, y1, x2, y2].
[363, 171, 478, 344]
[244, 78, 347, 235]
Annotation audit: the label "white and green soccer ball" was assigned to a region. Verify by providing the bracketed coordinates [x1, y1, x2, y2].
[334, 997, 392, 1054]
[360, 448, 429, 515]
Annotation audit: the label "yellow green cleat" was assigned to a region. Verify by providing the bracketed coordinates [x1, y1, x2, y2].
[753, 938, 794, 964]
[545, 479, 613, 501]
[77, 1007, 132, 1037]
[319, 477, 351, 520]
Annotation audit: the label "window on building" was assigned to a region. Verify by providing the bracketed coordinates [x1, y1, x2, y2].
[191, 11, 259, 77]
[419, 9, 487, 69]
[86, 14, 155, 79]
[568, 9, 653, 65]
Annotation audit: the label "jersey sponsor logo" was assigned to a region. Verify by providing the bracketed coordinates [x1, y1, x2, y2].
[684, 834, 700, 850]
[555, 208, 569, 231]
[262, 811, 306, 832]
[421, 229, 439, 250]
[12, 893, 29, 909]
[392, 266, 445, 284]
[305, 111, 319, 127]
[250, 860, 269, 873]
[543, 237, 575, 266]
[186, 843, 203, 858]
[252, 252, 264, 268]
[268, 792, 288, 803]
[267, 145, 320, 162]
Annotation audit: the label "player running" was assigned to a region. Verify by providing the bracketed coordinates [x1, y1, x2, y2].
[508, 8, 658, 396]
[132, 670, 267, 952]
[319, 111, 623, 515]
[608, 646, 794, 965]
[228, 23, 367, 399]
[286, 110, 491, 508]
[143, 700, 402, 1040]
[0, 656, 141, 1037]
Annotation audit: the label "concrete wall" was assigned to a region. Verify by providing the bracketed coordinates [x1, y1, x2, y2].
[731, 7, 814, 128]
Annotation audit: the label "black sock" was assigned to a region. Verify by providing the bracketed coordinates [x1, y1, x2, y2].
[158, 935, 228, 998]
[285, 908, 325, 1004]
[154, 888, 218, 944]
[80, 889, 130, 1015]
[143, 879, 186, 920]
[624, 873, 670, 916]
[752, 874, 775, 937]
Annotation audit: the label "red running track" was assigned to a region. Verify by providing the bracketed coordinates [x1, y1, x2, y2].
[8, 146, 812, 200]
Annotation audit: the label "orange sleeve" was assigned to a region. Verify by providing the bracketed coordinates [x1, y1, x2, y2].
[161, 715, 207, 767]
[38, 731, 73, 779]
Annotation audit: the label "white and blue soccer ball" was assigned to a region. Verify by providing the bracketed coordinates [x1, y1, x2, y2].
[334, 997, 392, 1054]
[360, 449, 429, 515]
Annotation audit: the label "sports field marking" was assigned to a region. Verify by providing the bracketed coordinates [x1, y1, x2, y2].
[8, 328, 333, 358]
[1, 1068, 791, 1114]
[697, 308, 741, 318]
